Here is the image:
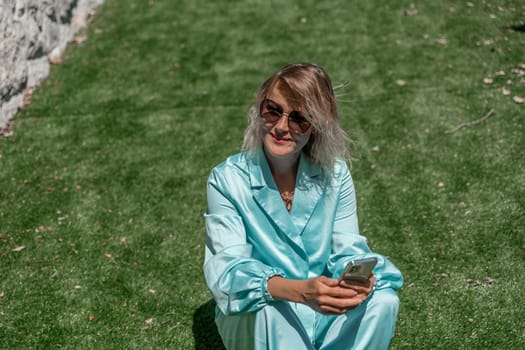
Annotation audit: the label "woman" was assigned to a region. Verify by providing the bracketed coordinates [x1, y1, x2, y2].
[204, 63, 403, 349]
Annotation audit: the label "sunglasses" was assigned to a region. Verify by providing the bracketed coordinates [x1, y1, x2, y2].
[260, 99, 311, 133]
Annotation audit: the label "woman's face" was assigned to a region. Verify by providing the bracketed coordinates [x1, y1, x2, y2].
[261, 86, 312, 161]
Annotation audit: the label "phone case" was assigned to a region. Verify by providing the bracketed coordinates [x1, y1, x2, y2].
[340, 257, 377, 287]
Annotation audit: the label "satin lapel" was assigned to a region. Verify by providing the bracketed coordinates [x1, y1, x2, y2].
[290, 153, 324, 235]
[249, 150, 306, 254]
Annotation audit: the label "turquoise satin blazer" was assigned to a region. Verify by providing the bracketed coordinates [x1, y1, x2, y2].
[204, 149, 403, 315]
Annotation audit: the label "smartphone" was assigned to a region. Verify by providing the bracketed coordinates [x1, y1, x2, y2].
[339, 257, 378, 287]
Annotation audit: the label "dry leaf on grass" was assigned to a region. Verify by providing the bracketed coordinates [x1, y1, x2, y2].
[167, 322, 182, 332]
[466, 277, 494, 287]
[404, 8, 418, 16]
[74, 35, 87, 44]
[0, 122, 14, 137]
[513, 96, 524, 104]
[23, 88, 33, 107]
[466, 278, 481, 286]
[436, 37, 448, 45]
[142, 318, 155, 331]
[512, 68, 525, 76]
[36, 226, 53, 233]
[12, 246, 25, 252]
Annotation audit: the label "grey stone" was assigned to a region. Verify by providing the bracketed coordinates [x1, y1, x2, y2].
[0, 0, 104, 133]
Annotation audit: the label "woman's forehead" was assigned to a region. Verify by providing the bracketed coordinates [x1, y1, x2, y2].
[266, 82, 302, 110]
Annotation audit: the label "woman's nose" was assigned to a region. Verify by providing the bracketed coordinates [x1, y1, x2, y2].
[274, 113, 289, 131]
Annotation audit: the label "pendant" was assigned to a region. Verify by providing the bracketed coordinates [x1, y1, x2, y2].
[280, 191, 294, 212]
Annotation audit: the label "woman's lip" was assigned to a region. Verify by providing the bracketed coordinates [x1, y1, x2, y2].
[271, 134, 291, 143]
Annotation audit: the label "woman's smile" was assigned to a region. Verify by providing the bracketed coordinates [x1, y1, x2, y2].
[270, 133, 292, 144]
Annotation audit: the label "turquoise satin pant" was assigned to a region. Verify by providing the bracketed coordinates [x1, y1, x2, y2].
[216, 288, 400, 350]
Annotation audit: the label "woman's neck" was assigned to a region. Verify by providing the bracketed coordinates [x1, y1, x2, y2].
[264, 150, 300, 192]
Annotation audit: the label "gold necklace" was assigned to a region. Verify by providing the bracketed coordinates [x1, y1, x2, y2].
[280, 191, 294, 212]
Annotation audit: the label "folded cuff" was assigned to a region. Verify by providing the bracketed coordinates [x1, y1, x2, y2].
[261, 269, 286, 302]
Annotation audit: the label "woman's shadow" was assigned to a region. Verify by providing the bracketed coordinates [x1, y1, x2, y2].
[193, 299, 226, 349]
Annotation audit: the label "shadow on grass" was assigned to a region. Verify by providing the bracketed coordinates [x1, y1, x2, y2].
[193, 299, 226, 350]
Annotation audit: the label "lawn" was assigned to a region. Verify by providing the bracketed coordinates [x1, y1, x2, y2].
[0, 0, 524, 348]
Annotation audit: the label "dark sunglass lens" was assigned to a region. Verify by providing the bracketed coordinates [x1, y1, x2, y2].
[261, 100, 310, 132]
[289, 112, 310, 132]
[261, 101, 282, 122]
[262, 112, 280, 122]
[267, 102, 282, 113]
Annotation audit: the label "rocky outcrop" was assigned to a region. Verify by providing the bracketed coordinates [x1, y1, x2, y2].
[0, 0, 104, 134]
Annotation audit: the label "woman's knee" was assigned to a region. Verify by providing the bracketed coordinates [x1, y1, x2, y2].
[215, 303, 312, 350]
[368, 288, 400, 318]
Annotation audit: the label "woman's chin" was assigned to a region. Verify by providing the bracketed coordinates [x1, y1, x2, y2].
[264, 145, 302, 162]
[264, 141, 293, 156]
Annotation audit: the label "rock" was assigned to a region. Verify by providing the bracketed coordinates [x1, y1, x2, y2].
[0, 0, 105, 132]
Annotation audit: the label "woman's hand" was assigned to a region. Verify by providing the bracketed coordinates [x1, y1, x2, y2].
[300, 276, 372, 315]
[339, 274, 376, 305]
[268, 275, 375, 315]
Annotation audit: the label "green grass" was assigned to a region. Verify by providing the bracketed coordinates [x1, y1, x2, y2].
[1, 0, 524, 348]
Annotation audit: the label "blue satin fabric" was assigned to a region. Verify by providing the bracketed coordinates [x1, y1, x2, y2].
[204, 149, 403, 349]
[215, 288, 400, 350]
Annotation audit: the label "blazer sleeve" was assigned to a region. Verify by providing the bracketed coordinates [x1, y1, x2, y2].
[203, 168, 286, 315]
[326, 161, 403, 291]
